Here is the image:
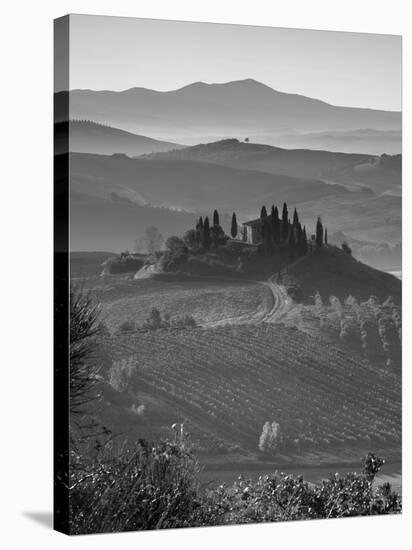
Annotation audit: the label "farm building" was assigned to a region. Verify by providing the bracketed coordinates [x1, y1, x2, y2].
[242, 218, 263, 245]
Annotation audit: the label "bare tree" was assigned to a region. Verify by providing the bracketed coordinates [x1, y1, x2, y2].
[144, 226, 163, 255]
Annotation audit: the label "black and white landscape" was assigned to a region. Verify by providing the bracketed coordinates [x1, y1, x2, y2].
[58, 15, 402, 534]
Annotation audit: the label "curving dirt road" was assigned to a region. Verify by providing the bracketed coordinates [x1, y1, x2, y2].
[136, 265, 294, 328]
[204, 274, 292, 328]
[260, 276, 292, 323]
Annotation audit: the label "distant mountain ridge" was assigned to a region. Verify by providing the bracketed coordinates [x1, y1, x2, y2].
[55, 79, 401, 146]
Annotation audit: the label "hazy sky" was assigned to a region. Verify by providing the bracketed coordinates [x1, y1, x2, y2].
[67, 14, 401, 111]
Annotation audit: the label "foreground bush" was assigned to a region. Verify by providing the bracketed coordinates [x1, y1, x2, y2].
[201, 453, 401, 526]
[69, 427, 201, 534]
[69, 426, 401, 534]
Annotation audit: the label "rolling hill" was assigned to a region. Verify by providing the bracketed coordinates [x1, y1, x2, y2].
[143, 139, 401, 196]
[55, 79, 401, 147]
[60, 144, 400, 253]
[295, 193, 401, 246]
[55, 120, 183, 156]
[284, 245, 401, 303]
[252, 129, 401, 156]
[67, 151, 349, 214]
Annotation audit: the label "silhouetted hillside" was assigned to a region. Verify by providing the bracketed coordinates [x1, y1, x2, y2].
[55, 121, 183, 155]
[285, 245, 401, 303]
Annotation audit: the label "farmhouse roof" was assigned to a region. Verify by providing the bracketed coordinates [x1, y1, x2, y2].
[242, 218, 262, 227]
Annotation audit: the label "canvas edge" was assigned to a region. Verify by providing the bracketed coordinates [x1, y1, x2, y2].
[53, 14, 71, 536]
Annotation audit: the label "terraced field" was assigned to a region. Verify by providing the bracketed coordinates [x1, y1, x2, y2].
[99, 323, 401, 463]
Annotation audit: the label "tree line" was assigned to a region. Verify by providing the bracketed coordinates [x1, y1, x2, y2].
[181, 209, 227, 251]
[183, 204, 328, 262]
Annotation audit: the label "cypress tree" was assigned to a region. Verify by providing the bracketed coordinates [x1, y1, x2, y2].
[316, 217, 323, 248]
[293, 208, 299, 226]
[272, 206, 280, 244]
[213, 209, 220, 226]
[203, 217, 211, 249]
[282, 202, 289, 241]
[231, 212, 238, 239]
[325, 227, 328, 245]
[260, 205, 268, 220]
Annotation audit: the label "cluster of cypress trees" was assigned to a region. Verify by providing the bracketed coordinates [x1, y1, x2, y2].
[257, 203, 310, 260]
[194, 209, 226, 250]
[192, 205, 328, 259]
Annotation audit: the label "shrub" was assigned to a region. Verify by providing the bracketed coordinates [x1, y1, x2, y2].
[109, 357, 135, 393]
[105, 254, 145, 274]
[258, 421, 283, 454]
[69, 426, 201, 534]
[210, 225, 228, 247]
[69, 422, 401, 534]
[342, 241, 352, 255]
[143, 308, 164, 330]
[200, 452, 401, 526]
[183, 229, 199, 250]
[160, 237, 188, 272]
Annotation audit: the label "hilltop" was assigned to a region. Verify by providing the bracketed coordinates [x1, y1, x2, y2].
[173, 243, 400, 303]
[284, 245, 401, 303]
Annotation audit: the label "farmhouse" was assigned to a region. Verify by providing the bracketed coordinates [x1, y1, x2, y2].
[242, 218, 263, 245]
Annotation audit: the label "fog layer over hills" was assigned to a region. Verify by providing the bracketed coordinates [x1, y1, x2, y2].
[55, 79, 401, 154]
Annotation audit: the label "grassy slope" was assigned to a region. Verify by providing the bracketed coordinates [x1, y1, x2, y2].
[90, 276, 271, 332]
[284, 245, 401, 303]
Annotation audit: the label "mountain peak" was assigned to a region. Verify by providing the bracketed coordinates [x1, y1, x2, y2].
[174, 78, 276, 93]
